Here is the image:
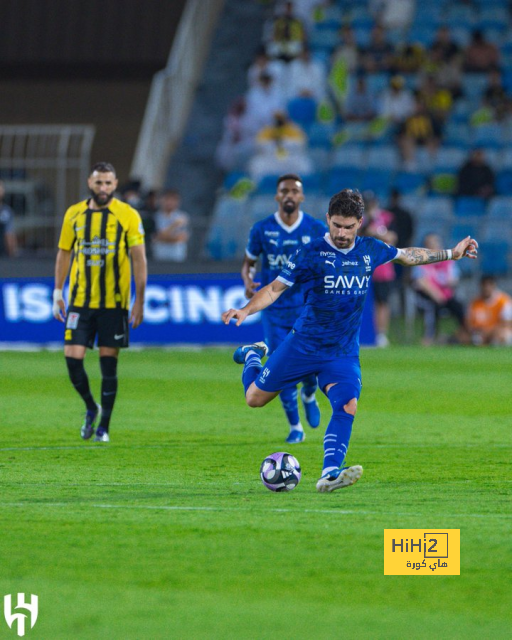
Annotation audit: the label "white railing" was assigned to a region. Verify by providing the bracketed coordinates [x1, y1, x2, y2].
[131, 0, 226, 189]
[0, 125, 95, 253]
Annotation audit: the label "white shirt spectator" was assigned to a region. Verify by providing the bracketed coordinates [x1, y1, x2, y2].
[287, 53, 327, 101]
[152, 190, 190, 262]
[379, 85, 415, 122]
[244, 75, 286, 137]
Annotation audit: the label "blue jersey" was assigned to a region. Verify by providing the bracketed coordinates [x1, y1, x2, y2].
[277, 233, 399, 356]
[246, 211, 327, 323]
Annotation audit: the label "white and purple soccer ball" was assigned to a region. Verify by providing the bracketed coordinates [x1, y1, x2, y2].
[260, 452, 301, 492]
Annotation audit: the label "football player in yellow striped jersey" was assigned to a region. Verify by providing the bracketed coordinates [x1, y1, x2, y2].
[53, 162, 147, 442]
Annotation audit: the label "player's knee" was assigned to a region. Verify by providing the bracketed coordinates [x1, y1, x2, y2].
[246, 389, 265, 408]
[343, 397, 358, 415]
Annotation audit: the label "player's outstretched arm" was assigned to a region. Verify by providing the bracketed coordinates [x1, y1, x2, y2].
[395, 236, 478, 266]
[53, 248, 72, 321]
[222, 279, 288, 327]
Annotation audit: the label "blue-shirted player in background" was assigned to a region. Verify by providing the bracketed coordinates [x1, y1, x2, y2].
[241, 174, 327, 444]
[223, 189, 478, 492]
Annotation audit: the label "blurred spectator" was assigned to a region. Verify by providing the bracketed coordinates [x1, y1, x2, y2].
[266, 1, 307, 62]
[310, 0, 343, 29]
[361, 192, 398, 347]
[332, 25, 360, 75]
[464, 30, 500, 73]
[392, 43, 426, 74]
[344, 76, 377, 121]
[152, 189, 190, 262]
[387, 188, 414, 249]
[412, 233, 468, 345]
[467, 275, 512, 346]
[287, 46, 327, 102]
[0, 180, 17, 257]
[370, 0, 415, 30]
[247, 46, 285, 89]
[418, 74, 453, 130]
[216, 97, 255, 171]
[398, 96, 440, 169]
[248, 111, 312, 181]
[430, 26, 461, 65]
[484, 68, 510, 121]
[457, 149, 495, 198]
[379, 75, 415, 125]
[244, 72, 286, 138]
[361, 25, 394, 73]
[121, 182, 156, 257]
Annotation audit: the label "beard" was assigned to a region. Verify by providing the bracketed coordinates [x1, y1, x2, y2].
[282, 200, 297, 215]
[90, 189, 114, 207]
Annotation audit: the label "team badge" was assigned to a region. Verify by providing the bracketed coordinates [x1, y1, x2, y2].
[302, 235, 311, 244]
[67, 312, 80, 329]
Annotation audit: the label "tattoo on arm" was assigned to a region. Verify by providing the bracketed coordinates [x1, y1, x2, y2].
[401, 248, 449, 265]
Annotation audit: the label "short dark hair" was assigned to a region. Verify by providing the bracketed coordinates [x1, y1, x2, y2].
[328, 189, 364, 220]
[90, 161, 116, 176]
[481, 274, 497, 286]
[276, 173, 303, 189]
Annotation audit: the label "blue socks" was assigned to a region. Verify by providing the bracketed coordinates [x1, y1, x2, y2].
[301, 374, 318, 398]
[322, 384, 358, 472]
[280, 386, 300, 427]
[242, 351, 262, 394]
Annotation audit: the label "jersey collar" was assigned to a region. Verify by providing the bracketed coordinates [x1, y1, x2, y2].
[274, 210, 303, 233]
[323, 232, 357, 254]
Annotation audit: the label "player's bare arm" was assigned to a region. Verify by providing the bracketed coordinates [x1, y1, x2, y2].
[241, 255, 260, 299]
[130, 244, 147, 329]
[222, 278, 288, 326]
[395, 236, 478, 266]
[53, 248, 73, 321]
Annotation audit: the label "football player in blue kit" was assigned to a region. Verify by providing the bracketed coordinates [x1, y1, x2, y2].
[241, 174, 327, 444]
[223, 189, 478, 493]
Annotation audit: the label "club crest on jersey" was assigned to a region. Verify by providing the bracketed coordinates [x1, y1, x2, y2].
[301, 235, 311, 244]
[363, 255, 371, 272]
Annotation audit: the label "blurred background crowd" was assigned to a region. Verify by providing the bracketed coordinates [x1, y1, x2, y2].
[1, 0, 511, 345]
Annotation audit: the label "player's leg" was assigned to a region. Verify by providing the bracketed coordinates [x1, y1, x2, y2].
[94, 308, 129, 442]
[316, 358, 363, 493]
[300, 373, 321, 429]
[280, 386, 304, 443]
[64, 308, 101, 440]
[233, 342, 279, 406]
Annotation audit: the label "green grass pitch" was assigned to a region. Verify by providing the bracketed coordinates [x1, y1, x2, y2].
[0, 347, 510, 638]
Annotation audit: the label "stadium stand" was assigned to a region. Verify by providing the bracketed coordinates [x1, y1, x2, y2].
[209, 0, 512, 278]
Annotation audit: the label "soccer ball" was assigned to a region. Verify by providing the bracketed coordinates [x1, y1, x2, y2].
[260, 452, 301, 492]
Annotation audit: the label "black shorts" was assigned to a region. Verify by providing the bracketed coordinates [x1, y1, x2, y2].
[373, 281, 394, 304]
[65, 306, 129, 349]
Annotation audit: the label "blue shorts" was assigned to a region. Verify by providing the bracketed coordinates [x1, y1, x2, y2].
[261, 311, 295, 355]
[255, 333, 362, 396]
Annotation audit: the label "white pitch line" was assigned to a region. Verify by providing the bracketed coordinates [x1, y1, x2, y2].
[0, 502, 510, 519]
[0, 443, 510, 452]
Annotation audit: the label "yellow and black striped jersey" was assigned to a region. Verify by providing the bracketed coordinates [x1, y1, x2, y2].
[58, 198, 145, 310]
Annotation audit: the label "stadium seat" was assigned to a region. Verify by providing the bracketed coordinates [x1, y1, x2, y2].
[301, 172, 323, 194]
[454, 197, 487, 217]
[496, 170, 512, 195]
[257, 175, 281, 194]
[443, 123, 470, 148]
[366, 73, 389, 94]
[309, 147, 332, 172]
[479, 241, 510, 275]
[328, 168, 362, 193]
[462, 74, 489, 101]
[479, 220, 512, 243]
[421, 197, 454, 219]
[434, 148, 466, 172]
[287, 97, 317, 129]
[366, 146, 400, 170]
[331, 144, 366, 169]
[471, 124, 505, 149]
[393, 172, 427, 195]
[309, 122, 336, 148]
[248, 195, 278, 222]
[360, 169, 393, 197]
[487, 196, 512, 219]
